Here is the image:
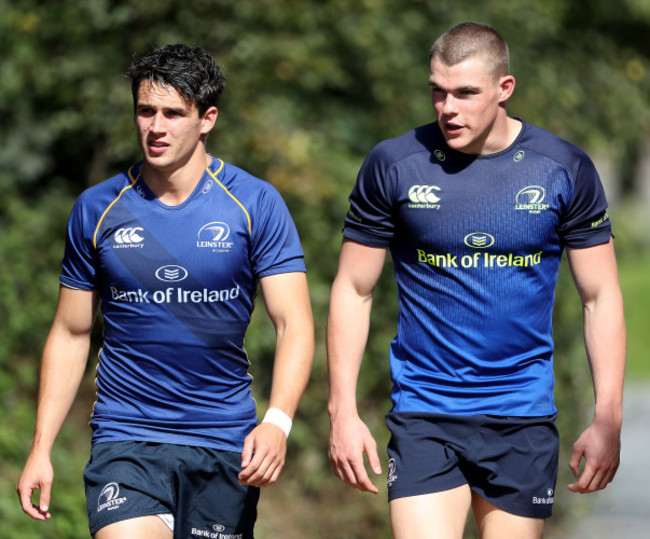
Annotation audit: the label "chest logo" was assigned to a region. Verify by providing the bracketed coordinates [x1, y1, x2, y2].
[408, 185, 441, 209]
[515, 186, 550, 214]
[155, 265, 189, 283]
[197, 222, 233, 253]
[464, 232, 495, 249]
[113, 227, 145, 249]
[202, 180, 213, 194]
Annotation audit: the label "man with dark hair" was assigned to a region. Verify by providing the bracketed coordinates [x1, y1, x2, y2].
[17, 44, 314, 539]
[328, 22, 625, 538]
[126, 44, 226, 116]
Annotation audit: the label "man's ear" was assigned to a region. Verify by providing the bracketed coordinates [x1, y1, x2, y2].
[201, 106, 219, 134]
[499, 75, 516, 103]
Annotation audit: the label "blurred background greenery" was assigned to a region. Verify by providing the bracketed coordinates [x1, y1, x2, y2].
[1, 0, 648, 537]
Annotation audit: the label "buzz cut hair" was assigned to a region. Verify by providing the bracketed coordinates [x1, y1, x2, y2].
[429, 22, 510, 82]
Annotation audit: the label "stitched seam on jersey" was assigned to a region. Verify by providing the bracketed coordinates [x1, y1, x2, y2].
[93, 166, 141, 248]
[207, 159, 252, 235]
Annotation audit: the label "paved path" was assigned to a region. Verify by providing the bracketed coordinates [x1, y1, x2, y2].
[548, 382, 650, 538]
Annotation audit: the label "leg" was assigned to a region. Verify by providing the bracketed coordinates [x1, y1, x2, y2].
[175, 447, 259, 539]
[94, 515, 173, 539]
[389, 484, 472, 539]
[471, 491, 545, 539]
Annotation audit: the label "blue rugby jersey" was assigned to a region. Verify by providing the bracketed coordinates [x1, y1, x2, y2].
[60, 156, 305, 451]
[344, 120, 611, 416]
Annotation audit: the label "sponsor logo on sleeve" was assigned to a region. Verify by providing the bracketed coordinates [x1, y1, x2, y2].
[591, 211, 609, 228]
[346, 207, 363, 223]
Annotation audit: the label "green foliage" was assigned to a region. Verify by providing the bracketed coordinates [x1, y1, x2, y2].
[0, 185, 75, 385]
[617, 253, 650, 380]
[1, 1, 649, 537]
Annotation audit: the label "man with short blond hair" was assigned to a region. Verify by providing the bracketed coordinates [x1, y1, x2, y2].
[328, 22, 625, 538]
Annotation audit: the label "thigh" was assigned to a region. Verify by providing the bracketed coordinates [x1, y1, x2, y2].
[386, 413, 470, 501]
[472, 492, 544, 539]
[390, 485, 472, 539]
[174, 447, 260, 539]
[469, 415, 559, 519]
[84, 442, 173, 536]
[94, 515, 173, 539]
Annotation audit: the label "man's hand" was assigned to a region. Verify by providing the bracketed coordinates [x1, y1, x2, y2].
[329, 413, 382, 494]
[568, 415, 621, 493]
[16, 452, 54, 520]
[239, 423, 287, 487]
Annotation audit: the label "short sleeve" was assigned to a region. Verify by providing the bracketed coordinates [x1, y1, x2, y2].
[343, 143, 397, 247]
[558, 155, 612, 248]
[59, 196, 99, 290]
[250, 186, 305, 277]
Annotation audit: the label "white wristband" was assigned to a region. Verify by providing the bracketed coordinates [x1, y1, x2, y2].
[262, 407, 292, 438]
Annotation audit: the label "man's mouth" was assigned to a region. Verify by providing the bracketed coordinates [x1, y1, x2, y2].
[444, 122, 464, 134]
[148, 140, 168, 153]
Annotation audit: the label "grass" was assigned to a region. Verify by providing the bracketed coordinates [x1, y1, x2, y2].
[618, 252, 650, 380]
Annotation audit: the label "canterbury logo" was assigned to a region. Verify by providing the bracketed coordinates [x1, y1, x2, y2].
[464, 232, 495, 249]
[408, 185, 441, 204]
[114, 227, 144, 244]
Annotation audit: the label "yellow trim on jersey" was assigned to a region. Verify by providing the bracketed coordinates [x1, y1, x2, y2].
[93, 166, 141, 248]
[207, 158, 252, 235]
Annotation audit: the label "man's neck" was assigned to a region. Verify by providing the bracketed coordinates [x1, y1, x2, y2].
[481, 115, 522, 155]
[141, 151, 211, 206]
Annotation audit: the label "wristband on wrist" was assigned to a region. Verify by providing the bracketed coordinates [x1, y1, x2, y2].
[262, 407, 292, 438]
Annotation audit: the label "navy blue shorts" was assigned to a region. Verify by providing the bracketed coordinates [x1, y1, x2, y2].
[386, 412, 559, 518]
[84, 441, 260, 537]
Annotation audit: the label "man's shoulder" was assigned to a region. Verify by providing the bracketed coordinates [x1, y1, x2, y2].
[368, 123, 441, 166]
[518, 121, 593, 171]
[215, 159, 286, 201]
[74, 165, 140, 211]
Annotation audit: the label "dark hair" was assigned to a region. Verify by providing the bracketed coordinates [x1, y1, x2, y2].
[429, 22, 509, 81]
[126, 44, 226, 115]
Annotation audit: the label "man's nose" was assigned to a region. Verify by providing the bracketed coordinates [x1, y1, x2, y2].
[442, 95, 458, 115]
[151, 113, 165, 133]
